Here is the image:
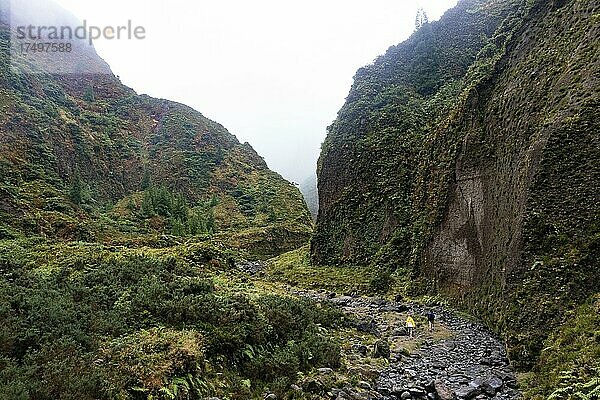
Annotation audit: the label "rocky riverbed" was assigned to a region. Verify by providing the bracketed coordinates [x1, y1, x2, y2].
[291, 289, 521, 400]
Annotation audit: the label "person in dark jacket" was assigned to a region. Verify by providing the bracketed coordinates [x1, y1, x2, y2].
[427, 310, 435, 332]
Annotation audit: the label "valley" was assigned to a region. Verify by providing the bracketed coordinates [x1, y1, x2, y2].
[0, 0, 598, 398]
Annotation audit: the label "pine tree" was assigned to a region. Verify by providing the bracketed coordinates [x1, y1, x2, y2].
[126, 197, 136, 213]
[83, 85, 95, 103]
[154, 186, 173, 217]
[206, 209, 216, 234]
[141, 188, 156, 217]
[69, 171, 83, 205]
[415, 8, 429, 31]
[170, 219, 187, 236]
[187, 210, 206, 235]
[172, 194, 188, 223]
[141, 169, 151, 190]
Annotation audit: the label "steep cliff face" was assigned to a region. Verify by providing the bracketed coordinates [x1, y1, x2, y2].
[313, 0, 522, 265]
[423, 0, 599, 369]
[0, 7, 311, 250]
[314, 0, 599, 377]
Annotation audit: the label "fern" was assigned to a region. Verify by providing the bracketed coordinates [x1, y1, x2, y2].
[158, 387, 175, 400]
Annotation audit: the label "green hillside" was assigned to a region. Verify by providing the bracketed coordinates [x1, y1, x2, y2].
[0, 24, 311, 255]
[0, 3, 323, 398]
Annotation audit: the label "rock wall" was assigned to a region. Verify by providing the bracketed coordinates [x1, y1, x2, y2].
[313, 0, 513, 265]
[314, 0, 599, 371]
[423, 0, 599, 367]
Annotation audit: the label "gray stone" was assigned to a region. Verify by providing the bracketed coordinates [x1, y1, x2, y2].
[456, 385, 481, 399]
[318, 367, 334, 374]
[304, 379, 324, 393]
[352, 343, 368, 356]
[235, 260, 266, 274]
[425, 380, 436, 391]
[331, 296, 353, 305]
[434, 380, 457, 400]
[264, 394, 277, 400]
[357, 381, 372, 390]
[356, 319, 379, 335]
[482, 377, 503, 395]
[409, 387, 426, 397]
[401, 391, 412, 400]
[405, 369, 418, 378]
[377, 386, 391, 395]
[392, 386, 405, 395]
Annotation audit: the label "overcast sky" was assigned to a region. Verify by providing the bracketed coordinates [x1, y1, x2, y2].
[52, 0, 459, 183]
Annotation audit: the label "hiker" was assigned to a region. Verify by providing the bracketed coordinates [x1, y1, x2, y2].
[427, 309, 435, 332]
[406, 313, 415, 337]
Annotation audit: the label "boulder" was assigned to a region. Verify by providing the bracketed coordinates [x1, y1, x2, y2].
[357, 381, 372, 390]
[434, 380, 457, 400]
[482, 377, 503, 396]
[455, 384, 481, 399]
[318, 367, 334, 374]
[355, 319, 379, 335]
[331, 296, 353, 305]
[392, 385, 405, 395]
[352, 343, 368, 356]
[304, 378, 324, 393]
[408, 387, 426, 397]
[373, 339, 391, 359]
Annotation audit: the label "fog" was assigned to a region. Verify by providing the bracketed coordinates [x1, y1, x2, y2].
[34, 0, 458, 183]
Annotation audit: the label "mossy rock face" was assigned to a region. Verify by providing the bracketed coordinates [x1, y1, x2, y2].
[313, 0, 599, 390]
[312, 0, 518, 266]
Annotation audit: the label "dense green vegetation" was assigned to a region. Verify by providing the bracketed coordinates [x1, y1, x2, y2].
[266, 246, 375, 294]
[522, 294, 600, 399]
[0, 239, 346, 399]
[313, 0, 529, 266]
[0, 0, 598, 398]
[0, 8, 318, 398]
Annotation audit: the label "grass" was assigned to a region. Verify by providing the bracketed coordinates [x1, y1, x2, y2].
[264, 246, 375, 294]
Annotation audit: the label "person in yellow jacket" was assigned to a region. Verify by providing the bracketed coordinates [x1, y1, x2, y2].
[406, 314, 416, 337]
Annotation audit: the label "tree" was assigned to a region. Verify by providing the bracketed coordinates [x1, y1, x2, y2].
[83, 85, 95, 103]
[172, 193, 188, 222]
[206, 209, 216, 234]
[69, 171, 83, 205]
[141, 189, 156, 217]
[415, 8, 429, 31]
[154, 186, 173, 217]
[141, 169, 151, 190]
[126, 197, 136, 213]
